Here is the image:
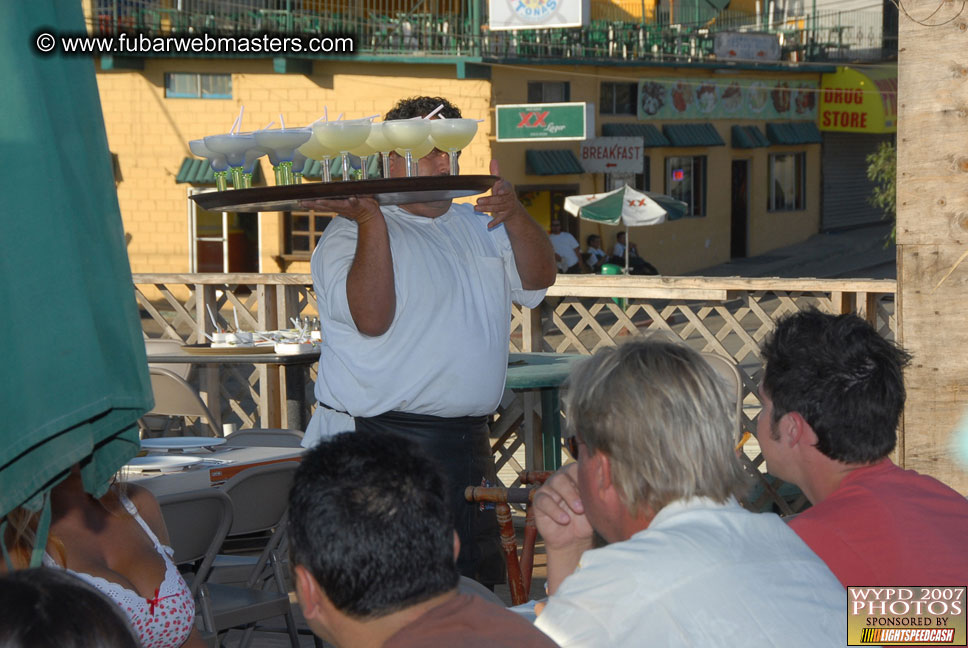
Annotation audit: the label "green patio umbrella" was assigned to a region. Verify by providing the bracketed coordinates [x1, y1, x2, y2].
[0, 3, 152, 565]
[563, 185, 687, 273]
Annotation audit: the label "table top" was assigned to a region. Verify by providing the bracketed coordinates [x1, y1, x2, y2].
[148, 349, 319, 365]
[130, 446, 304, 496]
[505, 352, 586, 390]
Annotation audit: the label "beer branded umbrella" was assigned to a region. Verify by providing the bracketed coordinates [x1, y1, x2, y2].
[563, 185, 687, 273]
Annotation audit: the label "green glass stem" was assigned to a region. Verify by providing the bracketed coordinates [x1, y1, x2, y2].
[281, 161, 294, 185]
[294, 173, 304, 184]
[243, 172, 253, 189]
[215, 171, 228, 192]
[321, 157, 332, 183]
[230, 166, 245, 190]
[359, 155, 370, 180]
[273, 165, 283, 186]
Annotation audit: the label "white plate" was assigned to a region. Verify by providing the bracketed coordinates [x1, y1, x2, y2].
[125, 455, 203, 472]
[141, 437, 227, 451]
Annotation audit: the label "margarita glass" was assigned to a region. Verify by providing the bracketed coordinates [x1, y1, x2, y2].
[189, 139, 229, 191]
[395, 136, 435, 174]
[291, 152, 308, 184]
[253, 127, 311, 185]
[313, 118, 373, 183]
[364, 121, 395, 179]
[299, 133, 339, 183]
[382, 117, 431, 177]
[242, 146, 267, 188]
[204, 132, 256, 190]
[349, 138, 379, 180]
[429, 118, 478, 175]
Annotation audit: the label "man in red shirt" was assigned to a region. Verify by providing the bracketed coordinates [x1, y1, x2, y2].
[757, 310, 968, 587]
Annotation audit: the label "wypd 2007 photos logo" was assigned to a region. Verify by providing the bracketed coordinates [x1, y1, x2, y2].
[848, 587, 966, 645]
[507, 0, 561, 23]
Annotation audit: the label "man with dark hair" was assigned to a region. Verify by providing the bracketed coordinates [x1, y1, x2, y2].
[288, 432, 557, 648]
[584, 234, 607, 272]
[302, 95, 556, 585]
[758, 310, 968, 587]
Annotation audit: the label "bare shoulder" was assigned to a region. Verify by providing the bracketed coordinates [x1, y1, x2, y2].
[122, 483, 171, 545]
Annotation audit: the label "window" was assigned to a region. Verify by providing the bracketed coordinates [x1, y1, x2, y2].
[600, 82, 638, 115]
[665, 156, 706, 217]
[769, 153, 806, 211]
[284, 210, 333, 257]
[165, 73, 232, 99]
[527, 81, 570, 103]
[606, 157, 650, 192]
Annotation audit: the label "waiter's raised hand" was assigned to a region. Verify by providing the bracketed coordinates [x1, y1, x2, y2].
[474, 160, 530, 229]
[301, 196, 383, 226]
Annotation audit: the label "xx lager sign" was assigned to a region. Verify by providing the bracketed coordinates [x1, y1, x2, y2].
[496, 102, 594, 142]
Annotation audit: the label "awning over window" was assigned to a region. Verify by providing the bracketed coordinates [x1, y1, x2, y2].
[766, 121, 823, 145]
[601, 123, 670, 147]
[662, 123, 725, 147]
[176, 158, 264, 185]
[731, 125, 771, 149]
[525, 150, 584, 175]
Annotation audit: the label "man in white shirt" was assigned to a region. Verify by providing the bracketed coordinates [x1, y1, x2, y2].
[533, 338, 845, 647]
[549, 219, 586, 274]
[583, 234, 607, 272]
[301, 96, 556, 586]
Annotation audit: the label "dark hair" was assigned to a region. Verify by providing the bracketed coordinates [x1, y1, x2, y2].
[384, 96, 462, 120]
[287, 432, 458, 619]
[587, 234, 600, 245]
[760, 310, 911, 463]
[0, 568, 139, 648]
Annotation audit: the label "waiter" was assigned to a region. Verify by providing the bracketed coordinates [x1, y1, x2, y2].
[301, 96, 556, 585]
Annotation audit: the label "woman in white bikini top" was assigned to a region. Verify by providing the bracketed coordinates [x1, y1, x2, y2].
[9, 466, 204, 648]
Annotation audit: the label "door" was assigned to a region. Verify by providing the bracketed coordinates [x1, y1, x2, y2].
[189, 189, 261, 272]
[730, 160, 749, 258]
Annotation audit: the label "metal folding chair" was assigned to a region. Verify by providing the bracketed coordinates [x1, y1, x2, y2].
[141, 366, 220, 437]
[221, 428, 305, 448]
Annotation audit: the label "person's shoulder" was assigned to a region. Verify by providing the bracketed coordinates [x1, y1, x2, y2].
[120, 483, 168, 540]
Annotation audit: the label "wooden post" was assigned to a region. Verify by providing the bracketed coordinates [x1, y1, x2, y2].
[897, 3, 968, 493]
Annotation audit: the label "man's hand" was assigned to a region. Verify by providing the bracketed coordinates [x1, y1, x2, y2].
[474, 160, 531, 229]
[534, 463, 595, 596]
[534, 463, 594, 551]
[300, 196, 382, 226]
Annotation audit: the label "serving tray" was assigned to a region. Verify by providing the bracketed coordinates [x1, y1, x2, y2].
[181, 344, 271, 355]
[191, 175, 499, 213]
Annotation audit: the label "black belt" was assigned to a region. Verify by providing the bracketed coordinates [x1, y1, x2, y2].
[318, 401, 488, 429]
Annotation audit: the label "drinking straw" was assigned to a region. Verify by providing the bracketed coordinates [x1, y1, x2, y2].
[207, 305, 220, 332]
[233, 307, 240, 332]
[232, 106, 245, 134]
[261, 121, 275, 130]
[336, 113, 344, 121]
[323, 106, 328, 122]
[424, 103, 445, 119]
[280, 113, 285, 129]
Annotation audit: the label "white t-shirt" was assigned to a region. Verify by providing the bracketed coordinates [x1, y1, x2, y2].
[585, 247, 606, 269]
[549, 232, 581, 271]
[535, 498, 846, 648]
[304, 202, 546, 446]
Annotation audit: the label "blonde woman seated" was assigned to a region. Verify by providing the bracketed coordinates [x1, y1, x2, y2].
[2, 464, 204, 648]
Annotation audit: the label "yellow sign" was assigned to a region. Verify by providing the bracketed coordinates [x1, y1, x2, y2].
[819, 65, 897, 133]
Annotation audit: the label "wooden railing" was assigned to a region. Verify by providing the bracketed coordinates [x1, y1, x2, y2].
[135, 273, 897, 513]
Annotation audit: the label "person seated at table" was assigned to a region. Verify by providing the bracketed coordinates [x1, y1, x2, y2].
[608, 232, 658, 275]
[532, 337, 845, 647]
[2, 464, 204, 648]
[287, 431, 558, 648]
[757, 310, 968, 587]
[0, 567, 139, 648]
[584, 234, 607, 272]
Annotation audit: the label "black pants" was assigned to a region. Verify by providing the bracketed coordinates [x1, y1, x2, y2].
[354, 410, 505, 586]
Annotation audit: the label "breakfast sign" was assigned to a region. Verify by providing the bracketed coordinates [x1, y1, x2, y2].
[636, 78, 819, 121]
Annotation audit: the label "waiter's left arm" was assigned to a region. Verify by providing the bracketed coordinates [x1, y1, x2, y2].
[475, 160, 557, 290]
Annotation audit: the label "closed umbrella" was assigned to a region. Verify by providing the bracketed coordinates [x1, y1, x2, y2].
[563, 185, 687, 274]
[0, 2, 152, 564]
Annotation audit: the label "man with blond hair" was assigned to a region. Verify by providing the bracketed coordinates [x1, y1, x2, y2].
[533, 337, 845, 647]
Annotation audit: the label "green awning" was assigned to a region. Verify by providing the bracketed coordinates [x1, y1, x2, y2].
[731, 125, 771, 149]
[177, 157, 264, 185]
[302, 155, 381, 180]
[601, 123, 670, 147]
[766, 122, 823, 145]
[1, 2, 151, 544]
[662, 124, 725, 147]
[525, 150, 584, 175]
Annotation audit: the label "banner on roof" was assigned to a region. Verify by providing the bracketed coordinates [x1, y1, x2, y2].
[637, 78, 819, 121]
[488, 0, 590, 30]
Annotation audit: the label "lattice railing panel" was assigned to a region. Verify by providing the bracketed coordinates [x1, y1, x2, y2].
[136, 273, 896, 514]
